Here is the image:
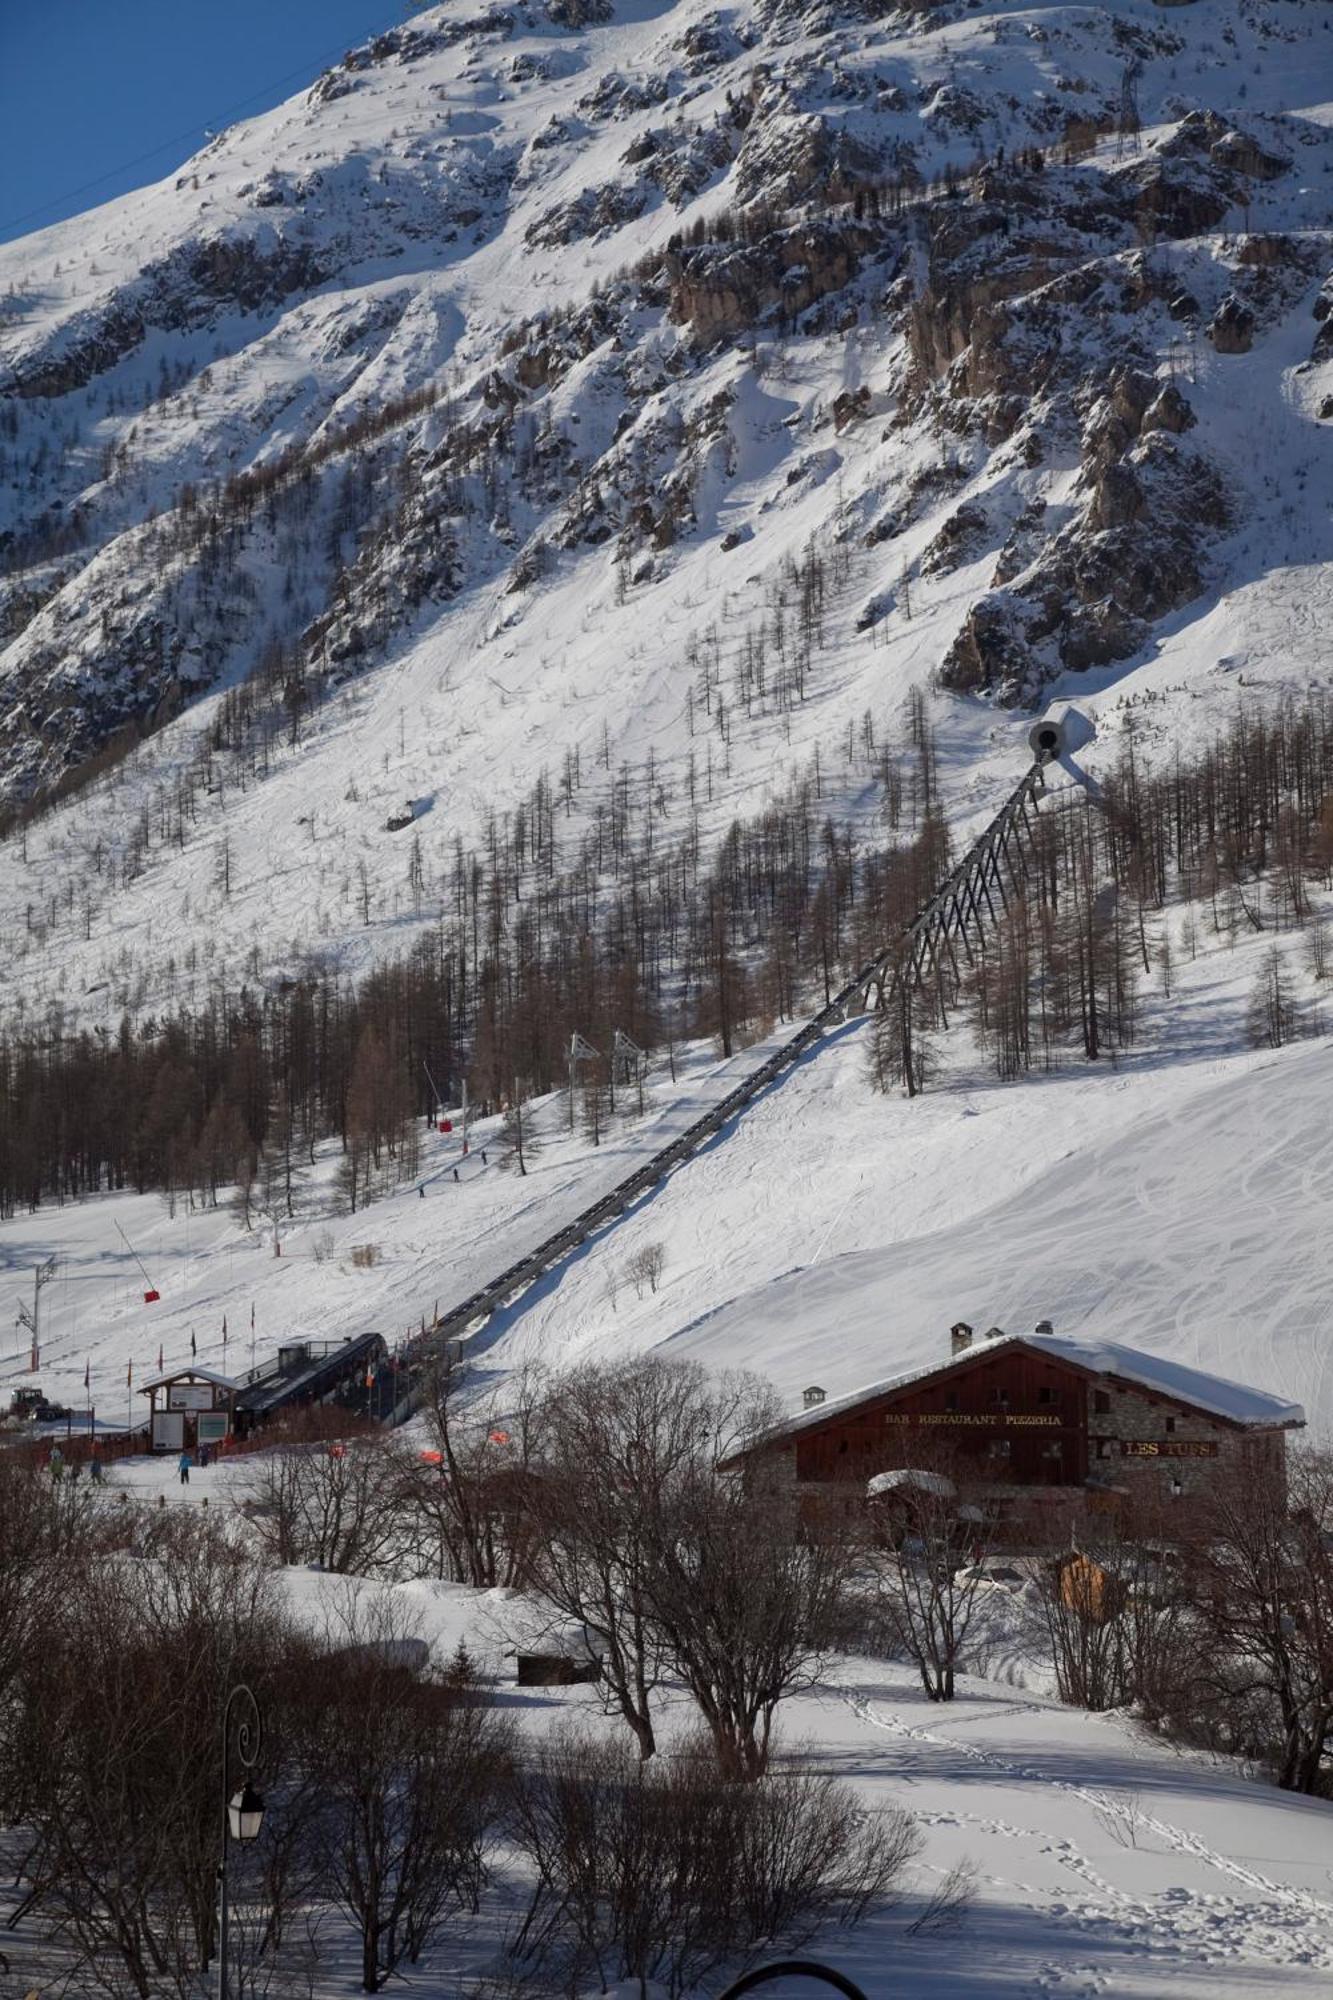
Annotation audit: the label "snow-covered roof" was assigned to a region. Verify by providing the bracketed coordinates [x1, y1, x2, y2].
[867, 1468, 955, 1499]
[138, 1365, 240, 1395]
[741, 1333, 1304, 1450]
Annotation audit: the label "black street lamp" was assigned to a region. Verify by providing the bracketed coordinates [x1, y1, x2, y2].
[717, 1965, 870, 2000]
[217, 1685, 265, 2000]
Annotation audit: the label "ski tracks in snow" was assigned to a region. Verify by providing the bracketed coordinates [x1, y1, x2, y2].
[835, 1678, 1333, 1991]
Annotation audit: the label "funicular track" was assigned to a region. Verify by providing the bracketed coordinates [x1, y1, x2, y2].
[388, 721, 1072, 1421]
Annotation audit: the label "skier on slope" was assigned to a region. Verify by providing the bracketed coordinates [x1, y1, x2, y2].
[178, 1449, 192, 1487]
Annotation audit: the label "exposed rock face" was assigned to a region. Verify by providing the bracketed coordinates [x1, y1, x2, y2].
[1208, 296, 1256, 354]
[9, 236, 332, 400]
[664, 218, 871, 338]
[920, 503, 989, 576]
[527, 180, 649, 248]
[0, 0, 1327, 813]
[1142, 383, 1195, 434]
[545, 0, 613, 25]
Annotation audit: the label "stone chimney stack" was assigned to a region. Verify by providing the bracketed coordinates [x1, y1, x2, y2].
[803, 1384, 826, 1409]
[950, 1322, 973, 1356]
[1034, 1318, 1054, 1337]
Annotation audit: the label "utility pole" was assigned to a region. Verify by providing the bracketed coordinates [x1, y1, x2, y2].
[16, 1256, 56, 1373]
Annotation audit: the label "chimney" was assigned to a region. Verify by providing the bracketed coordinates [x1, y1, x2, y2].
[1034, 1318, 1054, 1338]
[803, 1385, 826, 1409]
[984, 1325, 1006, 1342]
[950, 1322, 973, 1356]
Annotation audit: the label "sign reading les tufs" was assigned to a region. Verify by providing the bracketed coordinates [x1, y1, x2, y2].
[1121, 1439, 1219, 1459]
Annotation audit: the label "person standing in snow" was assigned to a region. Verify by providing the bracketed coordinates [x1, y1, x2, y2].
[49, 1445, 64, 1483]
[90, 1454, 104, 1486]
[178, 1449, 192, 1487]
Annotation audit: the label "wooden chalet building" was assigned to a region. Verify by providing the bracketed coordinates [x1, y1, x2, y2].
[723, 1324, 1304, 1524]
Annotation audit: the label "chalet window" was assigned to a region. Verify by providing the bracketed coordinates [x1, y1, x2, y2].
[1165, 1416, 1177, 1435]
[1096, 1438, 1113, 1460]
[1094, 1390, 1111, 1415]
[987, 1437, 1011, 1459]
[1038, 1386, 1055, 1406]
[945, 1392, 959, 1412]
[989, 1386, 1008, 1407]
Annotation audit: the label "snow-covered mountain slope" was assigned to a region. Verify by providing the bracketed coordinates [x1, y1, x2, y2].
[2, 0, 1333, 1456]
[1, 0, 1332, 1031]
[7, 890, 1331, 1445]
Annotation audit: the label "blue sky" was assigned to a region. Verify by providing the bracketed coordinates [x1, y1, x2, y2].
[0, 0, 411, 245]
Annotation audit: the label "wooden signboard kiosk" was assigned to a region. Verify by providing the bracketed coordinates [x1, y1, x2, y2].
[140, 1366, 239, 1454]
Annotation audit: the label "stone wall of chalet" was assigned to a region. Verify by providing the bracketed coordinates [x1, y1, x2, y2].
[1085, 1380, 1283, 1500]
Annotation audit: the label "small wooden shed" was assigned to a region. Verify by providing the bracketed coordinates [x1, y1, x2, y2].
[140, 1366, 239, 1454]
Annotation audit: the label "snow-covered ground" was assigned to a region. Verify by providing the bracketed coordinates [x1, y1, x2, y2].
[12, 1451, 1333, 1998]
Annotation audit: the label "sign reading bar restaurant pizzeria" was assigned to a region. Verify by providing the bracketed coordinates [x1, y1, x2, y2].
[1121, 1439, 1219, 1459]
[883, 1411, 1063, 1428]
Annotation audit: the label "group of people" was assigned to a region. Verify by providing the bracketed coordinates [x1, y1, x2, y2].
[46, 1443, 212, 1488]
[47, 1444, 103, 1485]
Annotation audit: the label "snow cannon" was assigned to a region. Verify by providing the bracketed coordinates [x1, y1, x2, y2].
[1028, 714, 1070, 766]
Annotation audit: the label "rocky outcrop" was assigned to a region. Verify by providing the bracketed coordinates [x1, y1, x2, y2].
[942, 422, 1225, 703]
[920, 503, 989, 576]
[546, 0, 613, 25]
[527, 180, 650, 248]
[1208, 295, 1256, 354]
[664, 218, 871, 337]
[8, 232, 331, 399]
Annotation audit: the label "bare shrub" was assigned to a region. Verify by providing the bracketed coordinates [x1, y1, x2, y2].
[349, 1242, 381, 1269]
[521, 1358, 713, 1761]
[1093, 1791, 1146, 1851]
[407, 1355, 546, 1587]
[0, 1458, 99, 1819]
[300, 1594, 512, 1993]
[860, 1450, 998, 1702]
[522, 1358, 806, 1773]
[905, 1856, 977, 1936]
[311, 1228, 336, 1264]
[11, 1514, 299, 1997]
[1036, 1541, 1132, 1713]
[248, 1434, 412, 1575]
[648, 1459, 854, 1779]
[1183, 1443, 1333, 1793]
[505, 1725, 916, 1999]
[625, 1242, 666, 1298]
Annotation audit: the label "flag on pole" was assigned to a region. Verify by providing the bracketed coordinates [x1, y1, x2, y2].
[126, 1358, 133, 1389]
[250, 1303, 255, 1331]
[84, 1359, 90, 1394]
[222, 1314, 228, 1349]
[157, 1343, 164, 1371]
[191, 1329, 197, 1359]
